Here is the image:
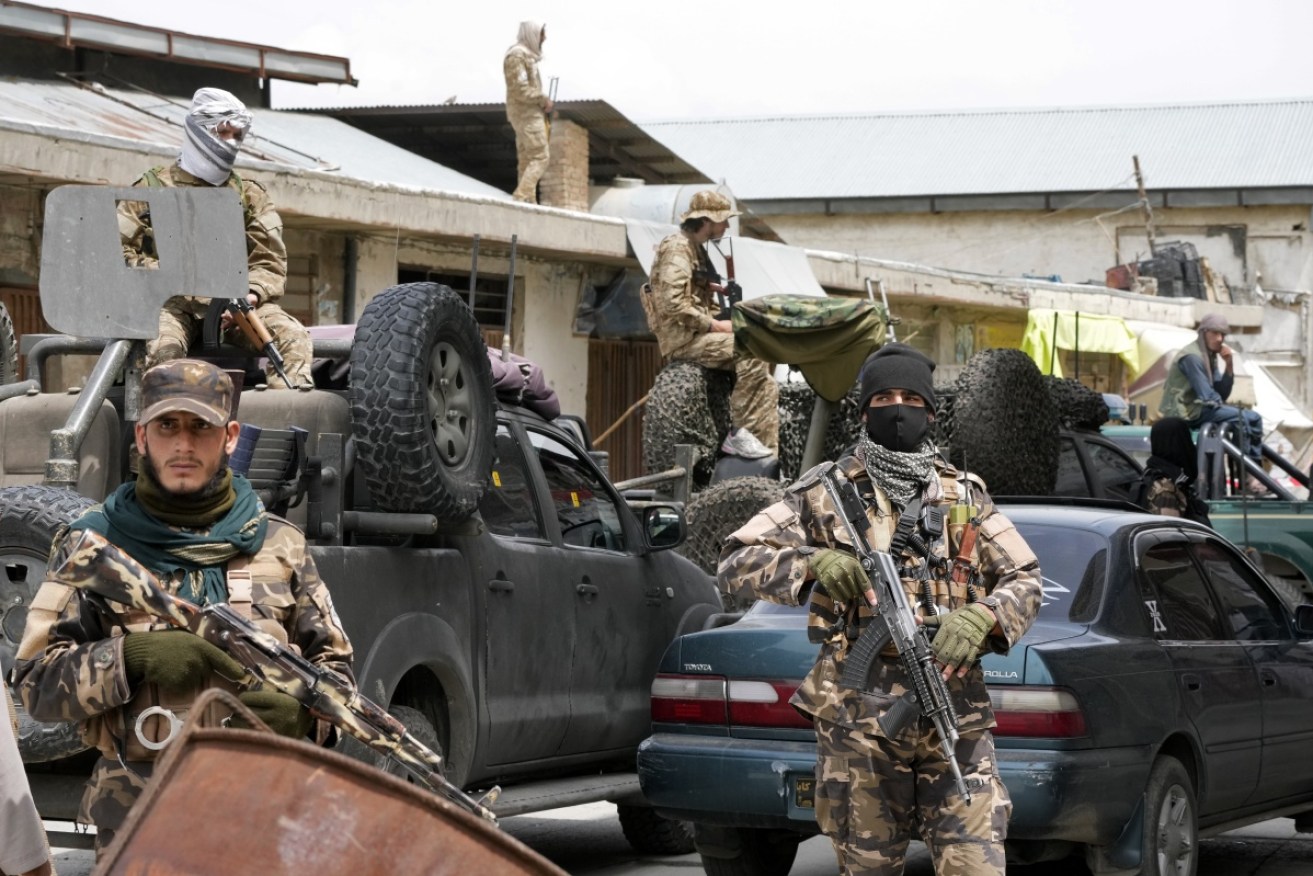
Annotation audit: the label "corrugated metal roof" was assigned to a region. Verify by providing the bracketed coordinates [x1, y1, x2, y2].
[643, 100, 1313, 200]
[0, 78, 507, 198]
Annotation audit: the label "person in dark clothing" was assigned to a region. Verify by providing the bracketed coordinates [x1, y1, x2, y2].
[1140, 417, 1211, 526]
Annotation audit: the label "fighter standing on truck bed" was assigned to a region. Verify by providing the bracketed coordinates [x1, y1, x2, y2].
[719, 344, 1041, 875]
[118, 87, 313, 388]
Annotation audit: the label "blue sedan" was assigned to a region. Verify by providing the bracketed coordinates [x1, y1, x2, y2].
[638, 502, 1313, 876]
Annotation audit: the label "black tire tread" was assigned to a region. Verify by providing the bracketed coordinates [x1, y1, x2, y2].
[616, 803, 696, 856]
[349, 283, 495, 524]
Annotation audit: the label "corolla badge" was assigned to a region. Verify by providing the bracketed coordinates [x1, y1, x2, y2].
[984, 670, 1019, 679]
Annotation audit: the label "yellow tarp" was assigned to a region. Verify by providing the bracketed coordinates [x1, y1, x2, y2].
[1020, 309, 1141, 378]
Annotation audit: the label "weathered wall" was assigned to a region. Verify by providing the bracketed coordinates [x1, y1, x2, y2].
[768, 204, 1313, 294]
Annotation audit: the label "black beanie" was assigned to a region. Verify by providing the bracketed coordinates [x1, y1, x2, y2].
[858, 343, 937, 412]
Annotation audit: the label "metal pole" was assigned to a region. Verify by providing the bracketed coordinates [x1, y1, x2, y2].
[468, 234, 480, 311]
[1073, 312, 1080, 381]
[501, 234, 517, 362]
[1133, 155, 1157, 257]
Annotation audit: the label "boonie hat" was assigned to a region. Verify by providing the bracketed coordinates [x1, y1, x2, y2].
[140, 359, 234, 426]
[681, 190, 741, 223]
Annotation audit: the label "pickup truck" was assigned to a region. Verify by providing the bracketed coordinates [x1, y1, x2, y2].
[1057, 425, 1313, 606]
[1, 184, 720, 853]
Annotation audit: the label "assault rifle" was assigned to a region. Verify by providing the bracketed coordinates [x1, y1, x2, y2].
[819, 468, 970, 805]
[709, 237, 742, 320]
[50, 529, 500, 822]
[227, 298, 294, 388]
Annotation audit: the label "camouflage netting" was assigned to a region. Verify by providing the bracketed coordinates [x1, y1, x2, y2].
[936, 349, 1060, 496]
[776, 378, 863, 483]
[642, 360, 734, 489]
[678, 475, 788, 611]
[1045, 376, 1110, 431]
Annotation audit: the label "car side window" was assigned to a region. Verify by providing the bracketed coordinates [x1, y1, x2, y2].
[479, 425, 545, 539]
[1138, 540, 1225, 641]
[1053, 437, 1092, 497]
[1086, 441, 1141, 501]
[1193, 540, 1288, 641]
[528, 430, 626, 552]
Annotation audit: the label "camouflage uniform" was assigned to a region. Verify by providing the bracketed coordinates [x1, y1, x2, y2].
[1144, 476, 1189, 517]
[641, 231, 779, 452]
[13, 514, 353, 851]
[718, 455, 1042, 874]
[118, 164, 314, 387]
[504, 34, 550, 204]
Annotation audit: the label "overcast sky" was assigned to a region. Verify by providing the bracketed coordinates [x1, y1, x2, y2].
[40, 0, 1313, 120]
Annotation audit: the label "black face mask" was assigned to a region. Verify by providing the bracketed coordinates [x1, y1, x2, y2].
[864, 404, 930, 452]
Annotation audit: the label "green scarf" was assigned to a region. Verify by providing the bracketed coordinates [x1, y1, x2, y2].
[71, 474, 268, 606]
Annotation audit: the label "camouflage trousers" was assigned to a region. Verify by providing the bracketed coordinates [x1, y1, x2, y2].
[814, 719, 1010, 875]
[147, 299, 314, 388]
[669, 332, 779, 453]
[510, 109, 549, 203]
[82, 756, 155, 858]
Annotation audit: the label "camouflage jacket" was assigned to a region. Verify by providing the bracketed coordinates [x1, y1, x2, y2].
[117, 163, 288, 307]
[503, 45, 547, 117]
[641, 232, 719, 358]
[718, 455, 1042, 737]
[14, 515, 353, 823]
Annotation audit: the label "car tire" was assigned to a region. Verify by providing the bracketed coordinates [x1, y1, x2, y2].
[0, 485, 95, 762]
[349, 282, 495, 524]
[0, 299, 17, 385]
[698, 826, 802, 876]
[616, 803, 696, 855]
[346, 703, 446, 784]
[943, 348, 1060, 496]
[1141, 756, 1198, 876]
[680, 476, 786, 610]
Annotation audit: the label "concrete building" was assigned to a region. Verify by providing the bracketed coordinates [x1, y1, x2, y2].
[646, 103, 1313, 409]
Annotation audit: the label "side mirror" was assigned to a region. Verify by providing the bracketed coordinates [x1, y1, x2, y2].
[1295, 604, 1313, 637]
[642, 503, 685, 552]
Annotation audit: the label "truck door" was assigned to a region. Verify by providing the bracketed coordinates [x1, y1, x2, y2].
[524, 428, 661, 756]
[478, 424, 573, 763]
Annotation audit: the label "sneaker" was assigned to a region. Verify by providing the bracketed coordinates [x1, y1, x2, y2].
[722, 427, 774, 460]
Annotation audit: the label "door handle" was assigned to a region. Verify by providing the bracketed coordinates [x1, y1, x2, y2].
[576, 583, 599, 597]
[1181, 673, 1201, 692]
[1260, 671, 1278, 688]
[488, 578, 515, 593]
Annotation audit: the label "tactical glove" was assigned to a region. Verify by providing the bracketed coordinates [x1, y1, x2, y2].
[808, 549, 868, 603]
[122, 630, 247, 693]
[235, 689, 315, 739]
[930, 603, 996, 673]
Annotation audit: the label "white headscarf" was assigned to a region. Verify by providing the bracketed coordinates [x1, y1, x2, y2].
[178, 87, 253, 186]
[507, 20, 545, 60]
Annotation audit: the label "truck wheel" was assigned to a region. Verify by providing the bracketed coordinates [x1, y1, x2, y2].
[349, 703, 446, 784]
[0, 485, 94, 762]
[680, 476, 785, 610]
[349, 283, 495, 524]
[0, 300, 16, 385]
[697, 826, 801, 876]
[945, 349, 1060, 496]
[616, 803, 696, 855]
[643, 361, 734, 490]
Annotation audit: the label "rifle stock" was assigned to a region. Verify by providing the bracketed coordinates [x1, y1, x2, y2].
[50, 529, 500, 822]
[228, 298, 294, 388]
[818, 469, 970, 806]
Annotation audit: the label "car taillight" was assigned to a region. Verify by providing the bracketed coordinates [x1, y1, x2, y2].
[990, 686, 1087, 738]
[651, 675, 811, 729]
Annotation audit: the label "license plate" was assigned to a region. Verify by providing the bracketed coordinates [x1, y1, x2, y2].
[793, 775, 815, 809]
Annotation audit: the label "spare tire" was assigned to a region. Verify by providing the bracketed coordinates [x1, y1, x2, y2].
[680, 476, 786, 610]
[0, 485, 95, 762]
[349, 283, 496, 523]
[0, 299, 16, 386]
[945, 349, 1060, 496]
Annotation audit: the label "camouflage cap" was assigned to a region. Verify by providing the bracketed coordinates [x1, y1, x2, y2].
[681, 190, 741, 223]
[140, 359, 233, 426]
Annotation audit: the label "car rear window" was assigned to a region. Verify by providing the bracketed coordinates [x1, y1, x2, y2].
[1013, 523, 1109, 622]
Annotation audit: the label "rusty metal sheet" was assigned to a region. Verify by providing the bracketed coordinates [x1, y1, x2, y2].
[95, 692, 565, 875]
[39, 185, 247, 339]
